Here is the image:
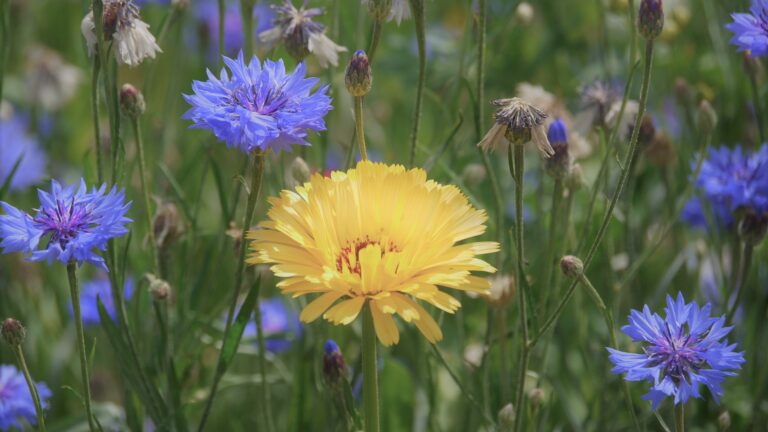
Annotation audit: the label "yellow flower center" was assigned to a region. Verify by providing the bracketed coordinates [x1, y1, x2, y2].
[335, 237, 400, 277]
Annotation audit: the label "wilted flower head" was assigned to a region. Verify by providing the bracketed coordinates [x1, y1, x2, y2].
[259, 1, 347, 68]
[608, 293, 745, 409]
[0, 179, 132, 270]
[183, 52, 332, 154]
[726, 0, 768, 57]
[478, 98, 553, 157]
[580, 80, 620, 129]
[25, 46, 83, 111]
[0, 114, 47, 192]
[682, 145, 768, 230]
[0, 365, 52, 430]
[152, 201, 184, 249]
[363, 0, 411, 25]
[72, 274, 134, 325]
[81, 0, 162, 67]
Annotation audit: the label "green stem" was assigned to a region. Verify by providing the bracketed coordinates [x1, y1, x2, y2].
[0, 0, 9, 102]
[354, 96, 368, 161]
[367, 19, 382, 64]
[726, 242, 752, 323]
[67, 262, 97, 432]
[497, 307, 510, 402]
[674, 403, 685, 432]
[530, 40, 655, 349]
[362, 305, 380, 432]
[91, 53, 103, 184]
[217, 0, 225, 63]
[253, 281, 276, 432]
[540, 179, 564, 312]
[748, 66, 766, 144]
[197, 150, 266, 432]
[408, 0, 426, 167]
[512, 144, 529, 432]
[130, 117, 159, 273]
[240, 0, 254, 56]
[13, 345, 46, 431]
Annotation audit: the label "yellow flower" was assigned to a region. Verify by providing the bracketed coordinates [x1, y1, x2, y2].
[247, 161, 498, 346]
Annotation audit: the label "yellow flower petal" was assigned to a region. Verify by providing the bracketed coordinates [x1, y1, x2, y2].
[370, 302, 400, 346]
[324, 297, 366, 325]
[300, 291, 346, 323]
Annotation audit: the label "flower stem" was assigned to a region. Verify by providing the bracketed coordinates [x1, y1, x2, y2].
[240, 0, 254, 56]
[67, 262, 97, 432]
[674, 403, 685, 432]
[354, 96, 368, 161]
[540, 179, 564, 312]
[408, 0, 426, 168]
[511, 144, 530, 432]
[197, 150, 266, 432]
[90, 53, 103, 184]
[130, 117, 159, 273]
[253, 280, 276, 432]
[362, 304, 380, 432]
[726, 242, 753, 323]
[748, 64, 766, 144]
[12, 345, 46, 431]
[367, 19, 382, 64]
[529, 40, 655, 350]
[0, 0, 9, 102]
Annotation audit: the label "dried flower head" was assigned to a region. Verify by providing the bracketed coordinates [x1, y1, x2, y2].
[25, 46, 83, 111]
[478, 98, 553, 157]
[81, 0, 162, 67]
[580, 81, 620, 130]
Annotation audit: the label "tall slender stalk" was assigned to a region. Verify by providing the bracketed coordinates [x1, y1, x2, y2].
[362, 305, 380, 432]
[408, 0, 426, 167]
[197, 150, 266, 432]
[367, 20, 382, 63]
[12, 344, 47, 431]
[726, 242, 753, 323]
[511, 144, 529, 432]
[354, 96, 369, 161]
[253, 281, 276, 432]
[91, 54, 103, 184]
[67, 262, 97, 432]
[240, 0, 254, 56]
[129, 117, 159, 272]
[0, 0, 9, 102]
[540, 179, 564, 312]
[747, 66, 765, 144]
[674, 403, 685, 432]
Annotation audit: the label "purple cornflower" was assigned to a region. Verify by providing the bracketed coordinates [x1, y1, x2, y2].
[0, 115, 47, 192]
[682, 145, 768, 230]
[322, 339, 347, 385]
[608, 293, 745, 409]
[0, 365, 52, 430]
[183, 52, 332, 154]
[0, 179, 132, 270]
[726, 0, 768, 57]
[241, 298, 302, 353]
[71, 274, 134, 326]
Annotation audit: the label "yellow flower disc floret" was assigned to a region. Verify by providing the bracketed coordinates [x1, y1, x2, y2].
[247, 161, 498, 346]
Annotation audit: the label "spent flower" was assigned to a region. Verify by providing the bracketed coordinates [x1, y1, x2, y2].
[183, 52, 332, 154]
[608, 293, 745, 409]
[81, 0, 162, 67]
[0, 179, 132, 270]
[478, 97, 553, 157]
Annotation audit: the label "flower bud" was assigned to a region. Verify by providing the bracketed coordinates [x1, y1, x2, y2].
[638, 0, 664, 40]
[718, 411, 731, 431]
[345, 50, 372, 97]
[367, 0, 392, 21]
[567, 163, 584, 192]
[515, 2, 534, 25]
[322, 339, 347, 385]
[697, 100, 718, 135]
[528, 388, 546, 409]
[486, 274, 515, 308]
[674, 77, 694, 107]
[737, 211, 768, 246]
[560, 255, 584, 279]
[544, 119, 571, 180]
[461, 163, 486, 187]
[146, 274, 172, 301]
[2, 318, 26, 347]
[153, 202, 184, 249]
[120, 84, 146, 118]
[646, 132, 677, 168]
[498, 403, 516, 430]
[634, 114, 656, 148]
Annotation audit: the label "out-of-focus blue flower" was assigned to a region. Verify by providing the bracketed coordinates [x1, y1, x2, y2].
[242, 298, 301, 353]
[0, 179, 132, 270]
[726, 0, 768, 57]
[0, 365, 52, 431]
[682, 145, 768, 230]
[0, 115, 47, 192]
[195, 0, 274, 57]
[183, 52, 332, 154]
[607, 293, 745, 409]
[71, 274, 134, 326]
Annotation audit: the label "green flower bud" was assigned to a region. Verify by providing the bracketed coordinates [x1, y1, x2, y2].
[697, 100, 718, 135]
[120, 84, 146, 118]
[560, 255, 584, 279]
[638, 0, 664, 40]
[345, 50, 372, 97]
[2, 318, 26, 347]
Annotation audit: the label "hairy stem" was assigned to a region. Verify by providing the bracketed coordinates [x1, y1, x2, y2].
[13, 345, 47, 431]
[408, 0, 426, 167]
[130, 117, 159, 273]
[354, 96, 369, 161]
[67, 262, 97, 432]
[362, 305, 380, 432]
[512, 144, 529, 432]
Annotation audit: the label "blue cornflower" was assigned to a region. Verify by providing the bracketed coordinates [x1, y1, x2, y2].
[0, 115, 47, 192]
[71, 274, 134, 326]
[183, 52, 332, 154]
[682, 145, 768, 230]
[608, 293, 745, 409]
[0, 365, 52, 431]
[726, 0, 768, 57]
[0, 179, 132, 270]
[241, 298, 302, 353]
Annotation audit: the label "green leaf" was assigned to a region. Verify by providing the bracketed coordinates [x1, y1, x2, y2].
[0, 154, 23, 201]
[218, 276, 262, 374]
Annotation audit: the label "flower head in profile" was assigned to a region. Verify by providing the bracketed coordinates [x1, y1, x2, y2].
[608, 293, 745, 409]
[478, 97, 553, 157]
[81, 0, 162, 67]
[247, 161, 498, 346]
[259, 1, 347, 68]
[72, 273, 134, 326]
[0, 114, 47, 192]
[183, 52, 332, 154]
[682, 145, 768, 230]
[242, 297, 302, 352]
[580, 80, 621, 130]
[726, 0, 768, 57]
[362, 0, 411, 25]
[0, 365, 52, 430]
[0, 179, 132, 270]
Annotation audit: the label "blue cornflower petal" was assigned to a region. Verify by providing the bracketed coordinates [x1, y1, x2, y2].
[726, 0, 768, 56]
[0, 115, 47, 192]
[71, 274, 134, 326]
[183, 52, 332, 155]
[0, 179, 132, 270]
[607, 293, 745, 409]
[0, 365, 52, 430]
